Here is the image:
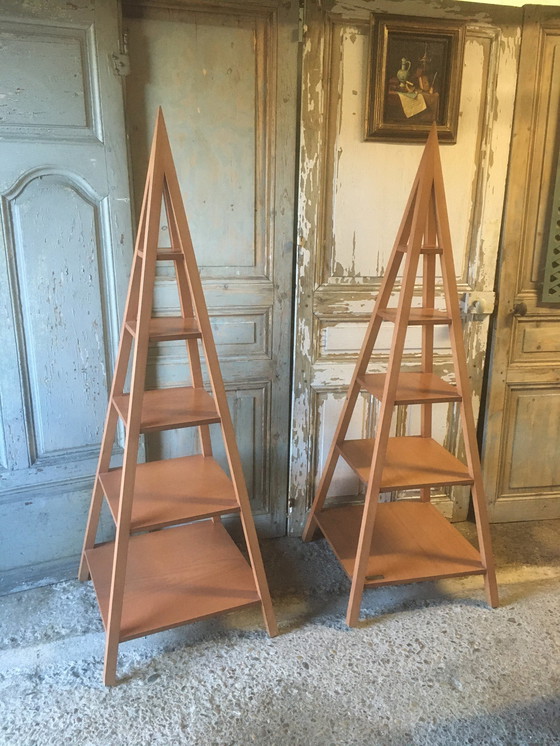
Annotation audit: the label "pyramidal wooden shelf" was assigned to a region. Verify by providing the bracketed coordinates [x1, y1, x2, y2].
[79, 109, 276, 685]
[302, 123, 498, 626]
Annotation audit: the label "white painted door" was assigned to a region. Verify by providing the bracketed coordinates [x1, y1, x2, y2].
[289, 0, 520, 533]
[122, 0, 298, 536]
[482, 7, 560, 522]
[0, 0, 134, 591]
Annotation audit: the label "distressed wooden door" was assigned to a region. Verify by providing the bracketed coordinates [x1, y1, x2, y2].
[122, 0, 298, 536]
[0, 0, 134, 591]
[482, 7, 560, 522]
[289, 0, 521, 534]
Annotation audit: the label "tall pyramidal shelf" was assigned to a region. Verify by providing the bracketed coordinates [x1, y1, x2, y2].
[79, 109, 276, 686]
[302, 123, 498, 626]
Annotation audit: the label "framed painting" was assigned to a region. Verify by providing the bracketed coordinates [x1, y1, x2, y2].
[365, 15, 465, 143]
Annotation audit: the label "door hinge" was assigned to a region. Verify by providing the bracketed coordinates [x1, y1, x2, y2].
[111, 51, 130, 77]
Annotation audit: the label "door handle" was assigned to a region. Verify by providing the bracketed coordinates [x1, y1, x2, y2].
[513, 302, 528, 316]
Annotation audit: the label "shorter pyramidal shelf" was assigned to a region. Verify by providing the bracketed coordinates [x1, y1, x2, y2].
[79, 109, 276, 686]
[302, 123, 498, 627]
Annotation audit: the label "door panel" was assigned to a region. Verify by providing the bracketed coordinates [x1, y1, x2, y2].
[0, 0, 134, 592]
[122, 0, 298, 536]
[289, 0, 521, 533]
[482, 7, 560, 522]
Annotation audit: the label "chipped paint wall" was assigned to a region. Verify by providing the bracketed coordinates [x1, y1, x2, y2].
[289, 0, 522, 533]
[0, 0, 134, 592]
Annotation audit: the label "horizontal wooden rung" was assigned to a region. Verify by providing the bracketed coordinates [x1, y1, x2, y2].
[100, 455, 240, 532]
[358, 372, 461, 404]
[397, 244, 443, 255]
[157, 249, 184, 260]
[85, 520, 260, 642]
[135, 249, 185, 260]
[113, 386, 220, 433]
[315, 502, 484, 588]
[337, 436, 473, 490]
[125, 317, 201, 341]
[379, 308, 451, 325]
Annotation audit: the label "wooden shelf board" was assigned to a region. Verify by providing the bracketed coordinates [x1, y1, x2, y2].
[125, 317, 201, 341]
[379, 308, 451, 325]
[358, 372, 461, 404]
[85, 520, 260, 642]
[113, 387, 220, 433]
[338, 437, 473, 490]
[100, 455, 240, 531]
[315, 502, 484, 587]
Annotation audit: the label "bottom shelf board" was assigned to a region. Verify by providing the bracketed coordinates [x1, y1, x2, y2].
[85, 520, 260, 642]
[315, 502, 485, 588]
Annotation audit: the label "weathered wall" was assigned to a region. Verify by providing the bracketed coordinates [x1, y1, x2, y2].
[122, 0, 299, 536]
[289, 0, 522, 533]
[0, 0, 134, 592]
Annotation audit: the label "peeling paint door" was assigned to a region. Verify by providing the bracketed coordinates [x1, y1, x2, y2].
[289, 0, 521, 534]
[482, 7, 560, 522]
[122, 0, 298, 536]
[0, 0, 134, 591]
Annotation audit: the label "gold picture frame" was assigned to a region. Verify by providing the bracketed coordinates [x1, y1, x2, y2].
[365, 14, 465, 143]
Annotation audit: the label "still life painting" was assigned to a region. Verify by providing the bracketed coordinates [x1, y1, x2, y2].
[365, 15, 465, 143]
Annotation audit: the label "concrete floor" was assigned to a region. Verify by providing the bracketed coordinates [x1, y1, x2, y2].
[1, 519, 559, 746]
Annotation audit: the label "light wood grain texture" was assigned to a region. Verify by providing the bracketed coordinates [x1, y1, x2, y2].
[316, 502, 484, 587]
[339, 437, 473, 491]
[112, 386, 220, 432]
[100, 455, 240, 531]
[125, 317, 201, 341]
[85, 520, 260, 641]
[481, 6, 560, 523]
[358, 372, 460, 404]
[303, 123, 497, 626]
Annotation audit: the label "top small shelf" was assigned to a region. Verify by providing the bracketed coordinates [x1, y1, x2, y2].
[379, 308, 451, 325]
[113, 386, 220, 433]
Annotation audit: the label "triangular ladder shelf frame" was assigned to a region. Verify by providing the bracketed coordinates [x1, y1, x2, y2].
[302, 123, 498, 626]
[79, 109, 277, 685]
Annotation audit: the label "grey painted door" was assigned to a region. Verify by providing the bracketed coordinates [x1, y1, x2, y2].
[122, 0, 298, 536]
[0, 0, 134, 592]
